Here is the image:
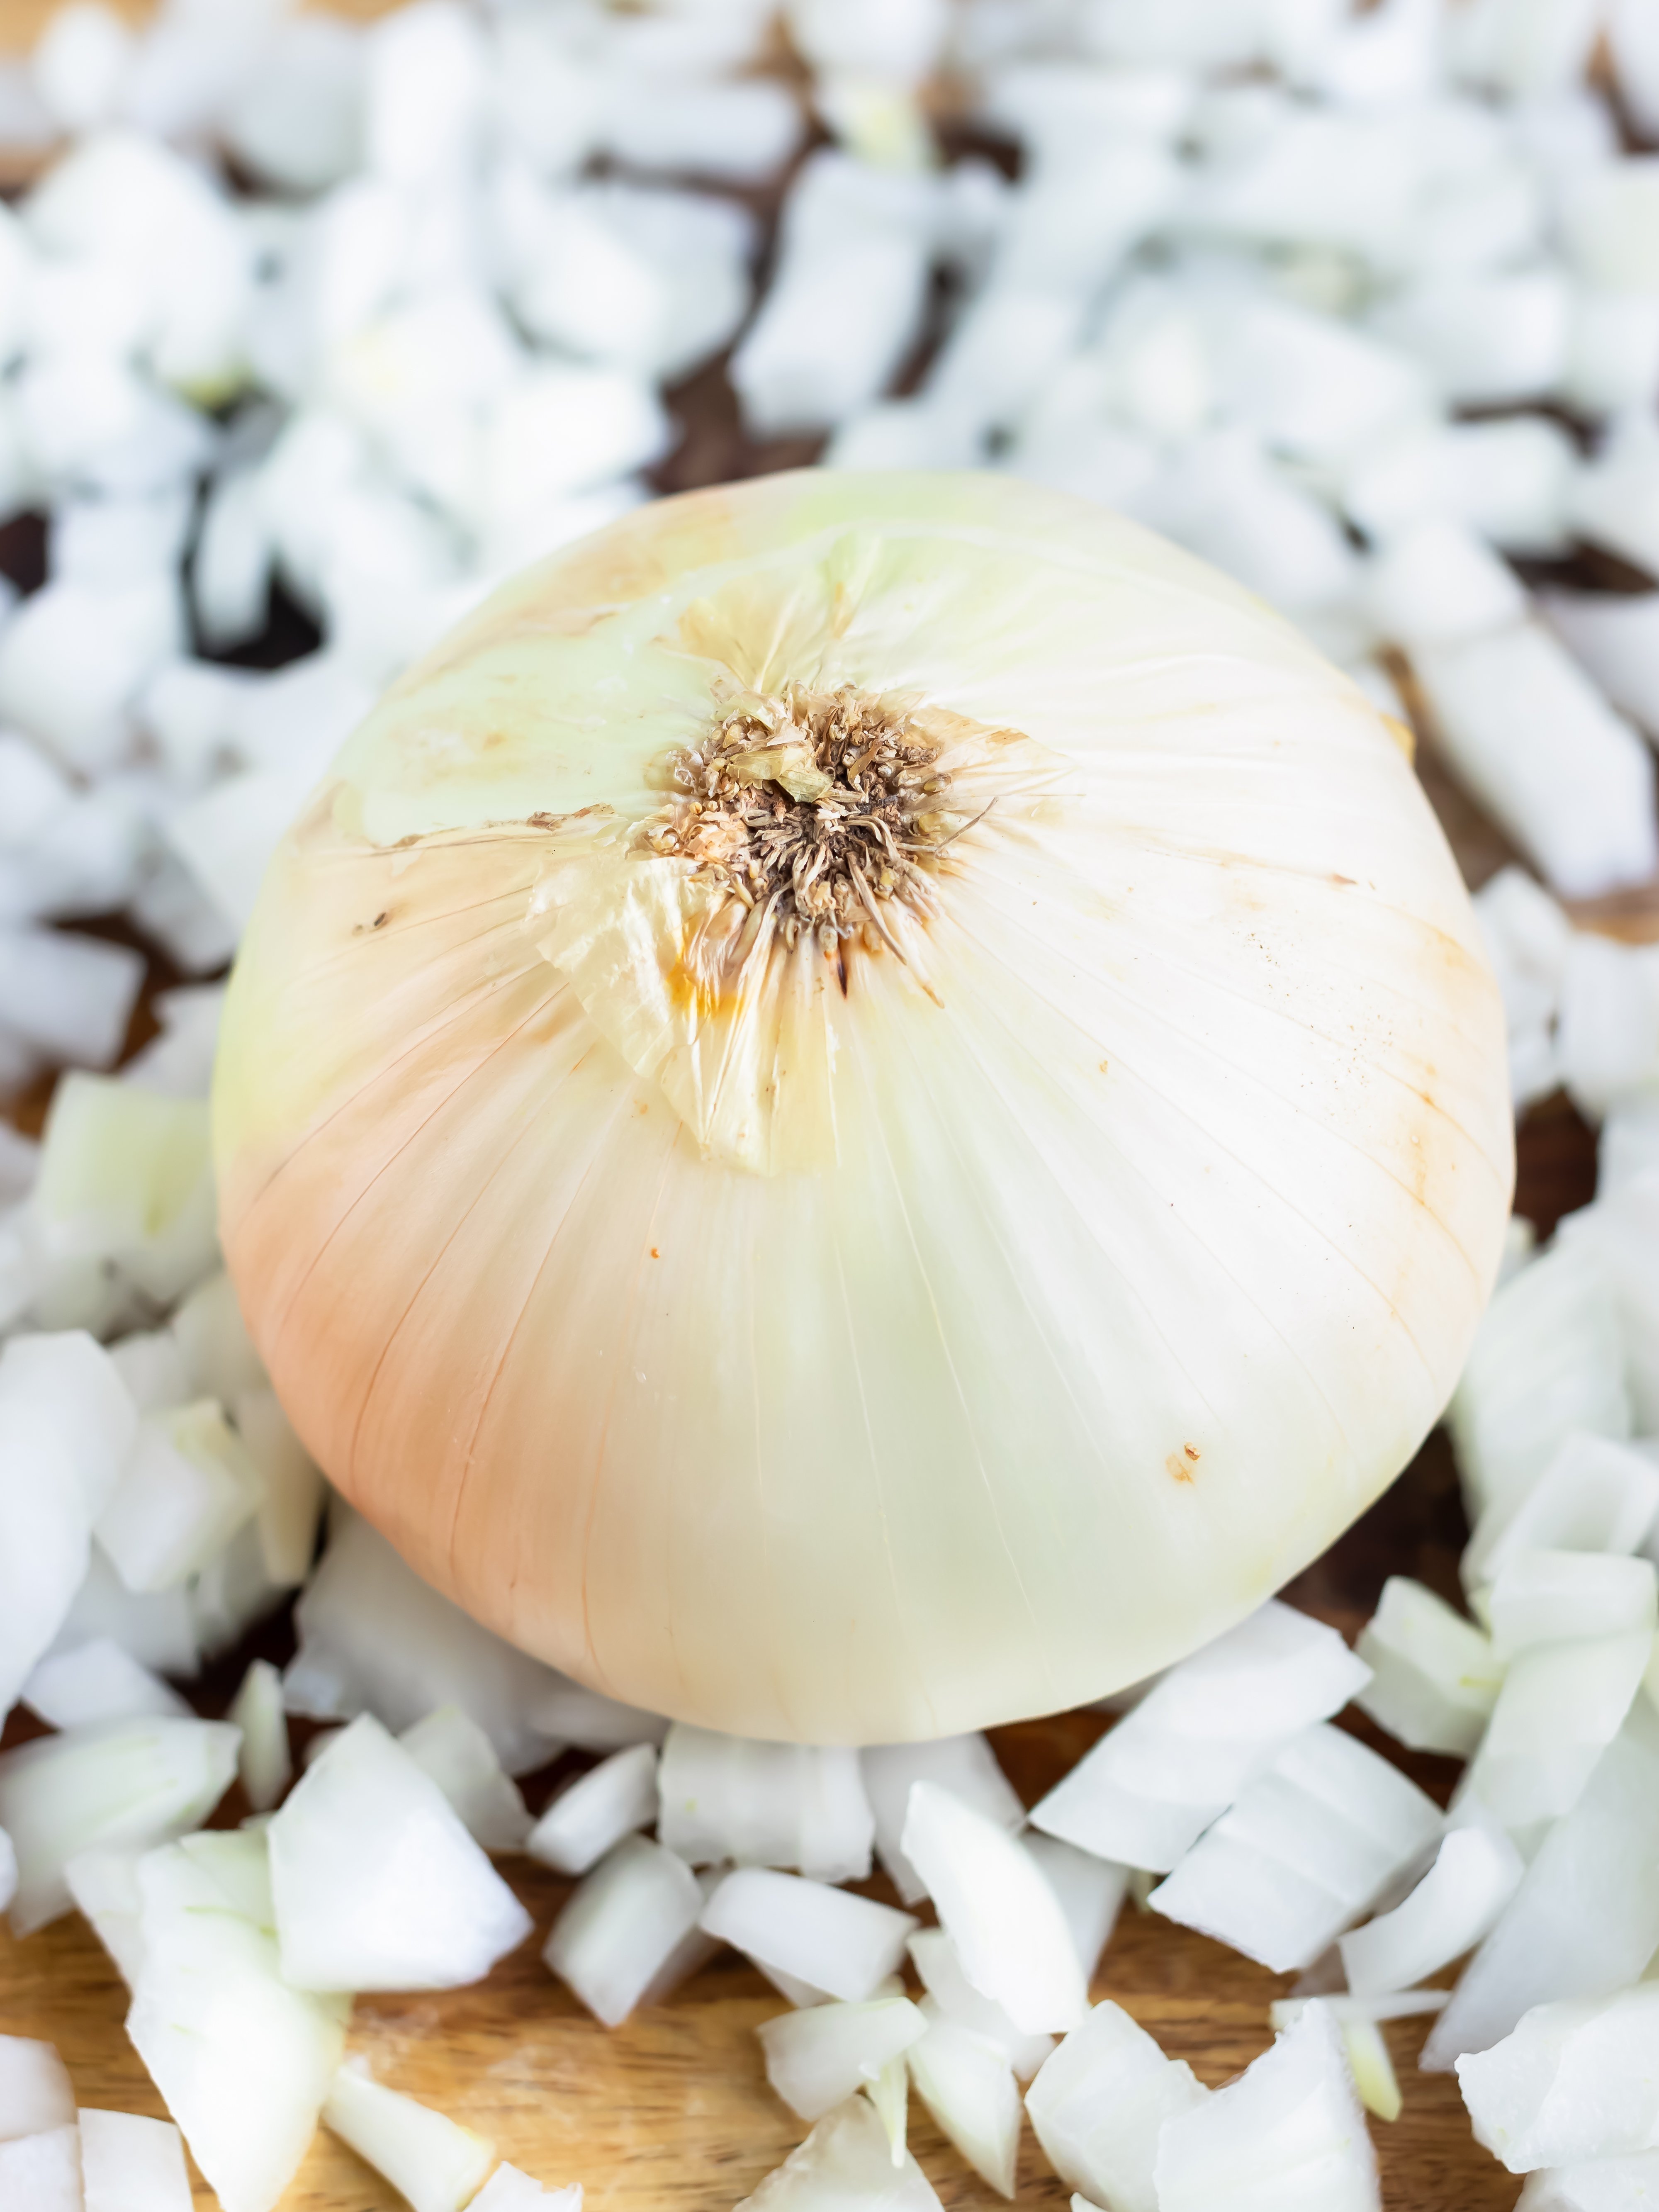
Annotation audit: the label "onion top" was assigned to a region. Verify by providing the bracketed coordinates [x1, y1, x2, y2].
[214, 470, 1513, 1745]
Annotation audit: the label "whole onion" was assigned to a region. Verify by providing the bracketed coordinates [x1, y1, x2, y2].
[214, 471, 1513, 1744]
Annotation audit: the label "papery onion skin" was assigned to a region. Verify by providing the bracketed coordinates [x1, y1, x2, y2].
[214, 470, 1513, 1745]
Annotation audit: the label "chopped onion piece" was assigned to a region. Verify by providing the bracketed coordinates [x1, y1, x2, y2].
[658, 1727, 873, 1883]
[1558, 1177, 1659, 1434]
[321, 2062, 493, 2212]
[733, 2095, 942, 2210]
[79, 2107, 191, 2212]
[1339, 2019, 1401, 2124]
[868, 2054, 908, 2164]
[120, 985, 225, 1101]
[902, 1781, 1086, 2035]
[1155, 2001, 1379, 2212]
[1416, 623, 1659, 907]
[700, 1868, 917, 2005]
[228, 1390, 322, 1591]
[54, 1551, 198, 1684]
[24, 1640, 190, 1730]
[0, 2124, 82, 2210]
[1575, 389, 1659, 584]
[757, 1995, 926, 2122]
[169, 1271, 263, 1404]
[106, 1334, 190, 1419]
[637, 1865, 723, 2010]
[525, 1677, 665, 1756]
[0, 1389, 94, 1713]
[908, 1928, 1053, 2079]
[173, 1830, 276, 1932]
[544, 1836, 705, 2029]
[1155, 423, 1362, 614]
[1339, 1826, 1524, 1995]
[861, 1735, 1022, 1905]
[128, 1834, 347, 2212]
[0, 1330, 138, 1518]
[1347, 402, 1575, 548]
[1487, 1550, 1658, 1656]
[0, 1716, 238, 1935]
[1355, 1578, 1502, 1758]
[1557, 937, 1659, 1126]
[1462, 1630, 1651, 1831]
[1366, 517, 1526, 651]
[1218, 297, 1428, 467]
[526, 1744, 657, 1876]
[1029, 1602, 1370, 1872]
[0, 1831, 12, 1919]
[1459, 1984, 1659, 2172]
[1150, 1725, 1443, 1973]
[727, 153, 937, 436]
[1517, 2154, 1659, 2209]
[1463, 1433, 1659, 1595]
[1476, 868, 1573, 1040]
[0, 2036, 75, 2139]
[165, 767, 311, 939]
[1450, 1245, 1632, 1523]
[1611, 0, 1659, 130]
[94, 1402, 263, 1595]
[1026, 2001, 1207, 2212]
[228, 1659, 290, 1816]
[1024, 1832, 1128, 1983]
[267, 1713, 531, 1993]
[399, 1704, 531, 1852]
[1423, 1701, 1659, 2069]
[30, 1075, 215, 1310]
[1371, 270, 1568, 410]
[1542, 590, 1659, 743]
[906, 2003, 1021, 2198]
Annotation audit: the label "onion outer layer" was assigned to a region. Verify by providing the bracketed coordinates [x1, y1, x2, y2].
[214, 470, 1513, 1745]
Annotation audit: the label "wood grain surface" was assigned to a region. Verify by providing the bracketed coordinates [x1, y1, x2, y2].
[0, 5, 1652, 2202]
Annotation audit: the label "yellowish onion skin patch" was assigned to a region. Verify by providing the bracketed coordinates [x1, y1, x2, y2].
[214, 470, 1513, 1746]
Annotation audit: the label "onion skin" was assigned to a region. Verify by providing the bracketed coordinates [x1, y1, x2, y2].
[214, 470, 1513, 1745]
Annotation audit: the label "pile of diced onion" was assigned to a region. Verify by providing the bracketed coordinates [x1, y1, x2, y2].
[2, 0, 1659, 2204]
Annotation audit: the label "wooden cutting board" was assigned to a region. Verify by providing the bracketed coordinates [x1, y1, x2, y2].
[0, 1, 1654, 2196]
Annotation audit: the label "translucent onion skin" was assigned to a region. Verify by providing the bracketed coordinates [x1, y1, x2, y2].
[214, 471, 1513, 1745]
